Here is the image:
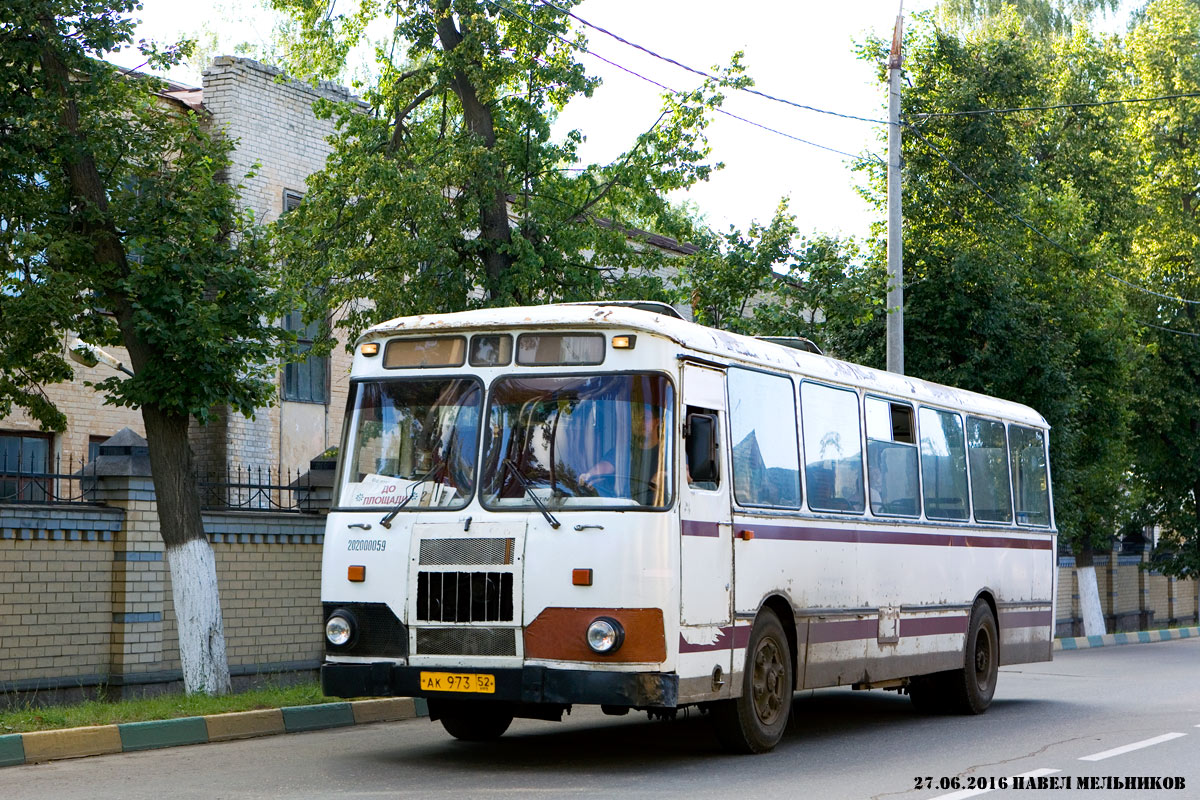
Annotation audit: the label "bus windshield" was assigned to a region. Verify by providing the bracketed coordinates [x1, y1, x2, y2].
[339, 378, 482, 511]
[480, 373, 674, 510]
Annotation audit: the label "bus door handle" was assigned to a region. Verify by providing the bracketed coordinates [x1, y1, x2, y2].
[573, 524, 604, 531]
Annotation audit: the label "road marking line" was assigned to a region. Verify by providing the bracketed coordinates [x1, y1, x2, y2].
[926, 769, 1060, 800]
[1078, 732, 1187, 761]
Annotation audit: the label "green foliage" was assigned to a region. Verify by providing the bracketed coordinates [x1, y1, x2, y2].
[269, 0, 742, 341]
[937, 0, 1121, 35]
[839, 9, 1139, 556]
[1122, 0, 1200, 577]
[0, 0, 288, 429]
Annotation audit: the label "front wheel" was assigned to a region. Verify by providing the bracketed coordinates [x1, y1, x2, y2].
[712, 608, 793, 753]
[437, 706, 514, 741]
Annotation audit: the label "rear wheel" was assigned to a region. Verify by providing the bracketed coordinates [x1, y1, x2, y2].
[437, 706, 514, 741]
[948, 599, 999, 714]
[713, 608, 793, 753]
[908, 599, 998, 715]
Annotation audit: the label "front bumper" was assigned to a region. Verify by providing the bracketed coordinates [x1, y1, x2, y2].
[322, 662, 679, 708]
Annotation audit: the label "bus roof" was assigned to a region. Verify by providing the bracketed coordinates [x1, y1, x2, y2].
[362, 303, 1050, 429]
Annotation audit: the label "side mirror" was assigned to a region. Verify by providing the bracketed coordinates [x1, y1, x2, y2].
[685, 413, 719, 483]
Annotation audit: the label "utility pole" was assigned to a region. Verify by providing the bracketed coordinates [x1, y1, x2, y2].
[886, 8, 904, 375]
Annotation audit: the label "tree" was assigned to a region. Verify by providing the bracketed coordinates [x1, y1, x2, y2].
[837, 10, 1140, 632]
[672, 201, 800, 334]
[937, 0, 1120, 35]
[269, 0, 742, 339]
[1123, 0, 1200, 578]
[1, 0, 289, 693]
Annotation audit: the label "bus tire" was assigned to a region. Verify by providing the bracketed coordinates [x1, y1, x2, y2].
[438, 707, 514, 741]
[712, 608, 792, 754]
[947, 599, 998, 715]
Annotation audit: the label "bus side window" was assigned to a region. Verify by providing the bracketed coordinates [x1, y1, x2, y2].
[1010, 425, 1050, 526]
[728, 368, 801, 508]
[865, 397, 919, 517]
[918, 407, 969, 521]
[800, 382, 865, 514]
[684, 407, 720, 490]
[966, 416, 1013, 523]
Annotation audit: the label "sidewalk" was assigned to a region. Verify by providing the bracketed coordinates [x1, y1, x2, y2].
[1054, 624, 1199, 651]
[0, 697, 429, 768]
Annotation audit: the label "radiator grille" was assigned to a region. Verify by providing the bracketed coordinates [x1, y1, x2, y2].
[416, 571, 514, 622]
[419, 537, 514, 566]
[415, 627, 517, 656]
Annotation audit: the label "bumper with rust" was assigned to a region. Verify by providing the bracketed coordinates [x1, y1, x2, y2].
[322, 662, 678, 708]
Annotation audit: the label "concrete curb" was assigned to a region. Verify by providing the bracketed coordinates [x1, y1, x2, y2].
[1055, 625, 1199, 651]
[1, 697, 428, 768]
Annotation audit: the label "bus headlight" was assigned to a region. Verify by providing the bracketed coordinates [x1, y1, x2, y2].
[586, 617, 625, 654]
[325, 609, 356, 647]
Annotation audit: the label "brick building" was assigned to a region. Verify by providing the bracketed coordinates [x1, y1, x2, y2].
[0, 56, 356, 483]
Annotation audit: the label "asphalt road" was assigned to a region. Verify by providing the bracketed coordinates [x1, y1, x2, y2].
[3, 640, 1198, 800]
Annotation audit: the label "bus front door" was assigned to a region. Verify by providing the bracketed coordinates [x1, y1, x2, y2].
[679, 363, 733, 634]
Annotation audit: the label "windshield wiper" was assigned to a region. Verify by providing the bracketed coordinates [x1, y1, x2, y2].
[379, 464, 443, 529]
[502, 459, 561, 529]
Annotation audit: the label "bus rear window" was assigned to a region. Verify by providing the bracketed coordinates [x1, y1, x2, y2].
[384, 337, 466, 368]
[516, 333, 604, 365]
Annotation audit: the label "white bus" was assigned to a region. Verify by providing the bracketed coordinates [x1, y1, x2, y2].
[320, 302, 1055, 753]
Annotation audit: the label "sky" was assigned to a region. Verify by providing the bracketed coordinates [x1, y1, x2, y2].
[108, 1, 1129, 243]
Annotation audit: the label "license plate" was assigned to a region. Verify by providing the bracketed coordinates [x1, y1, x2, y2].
[419, 671, 496, 694]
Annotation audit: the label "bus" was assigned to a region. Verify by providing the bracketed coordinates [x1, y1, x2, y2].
[319, 302, 1056, 753]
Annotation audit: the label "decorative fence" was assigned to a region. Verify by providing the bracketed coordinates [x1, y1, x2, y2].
[0, 454, 96, 505]
[199, 460, 334, 514]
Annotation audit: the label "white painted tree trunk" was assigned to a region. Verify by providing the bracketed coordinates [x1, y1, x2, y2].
[167, 537, 232, 695]
[1077, 565, 1107, 637]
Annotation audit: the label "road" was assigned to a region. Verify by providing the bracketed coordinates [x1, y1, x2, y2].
[3, 640, 1198, 800]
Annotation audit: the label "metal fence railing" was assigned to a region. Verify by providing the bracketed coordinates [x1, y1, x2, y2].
[0, 455, 96, 505]
[199, 465, 329, 514]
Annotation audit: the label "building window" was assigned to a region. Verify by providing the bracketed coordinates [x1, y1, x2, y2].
[283, 190, 303, 214]
[283, 310, 328, 404]
[0, 432, 51, 502]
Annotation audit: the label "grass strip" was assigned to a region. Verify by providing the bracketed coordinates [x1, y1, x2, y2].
[0, 682, 336, 734]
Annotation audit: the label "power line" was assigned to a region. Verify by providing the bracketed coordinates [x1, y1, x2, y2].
[903, 123, 1200, 307]
[533, 0, 891, 127]
[485, 0, 882, 165]
[1136, 319, 1200, 338]
[911, 91, 1200, 119]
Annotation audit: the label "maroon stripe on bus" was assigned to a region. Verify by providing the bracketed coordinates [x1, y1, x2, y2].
[808, 619, 877, 644]
[899, 615, 969, 637]
[678, 624, 752, 653]
[681, 520, 721, 538]
[733, 523, 1052, 551]
[999, 610, 1053, 629]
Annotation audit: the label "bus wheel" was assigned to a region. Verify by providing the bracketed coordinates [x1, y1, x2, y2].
[948, 599, 999, 714]
[438, 707, 514, 741]
[713, 608, 793, 754]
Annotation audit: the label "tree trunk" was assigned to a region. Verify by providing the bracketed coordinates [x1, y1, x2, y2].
[39, 23, 231, 694]
[434, 3, 515, 300]
[142, 407, 232, 695]
[1074, 544, 1107, 637]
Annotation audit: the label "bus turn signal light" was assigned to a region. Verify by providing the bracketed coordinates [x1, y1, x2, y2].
[572, 568, 593, 586]
[611, 335, 636, 349]
[348, 565, 366, 582]
[360, 342, 380, 356]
